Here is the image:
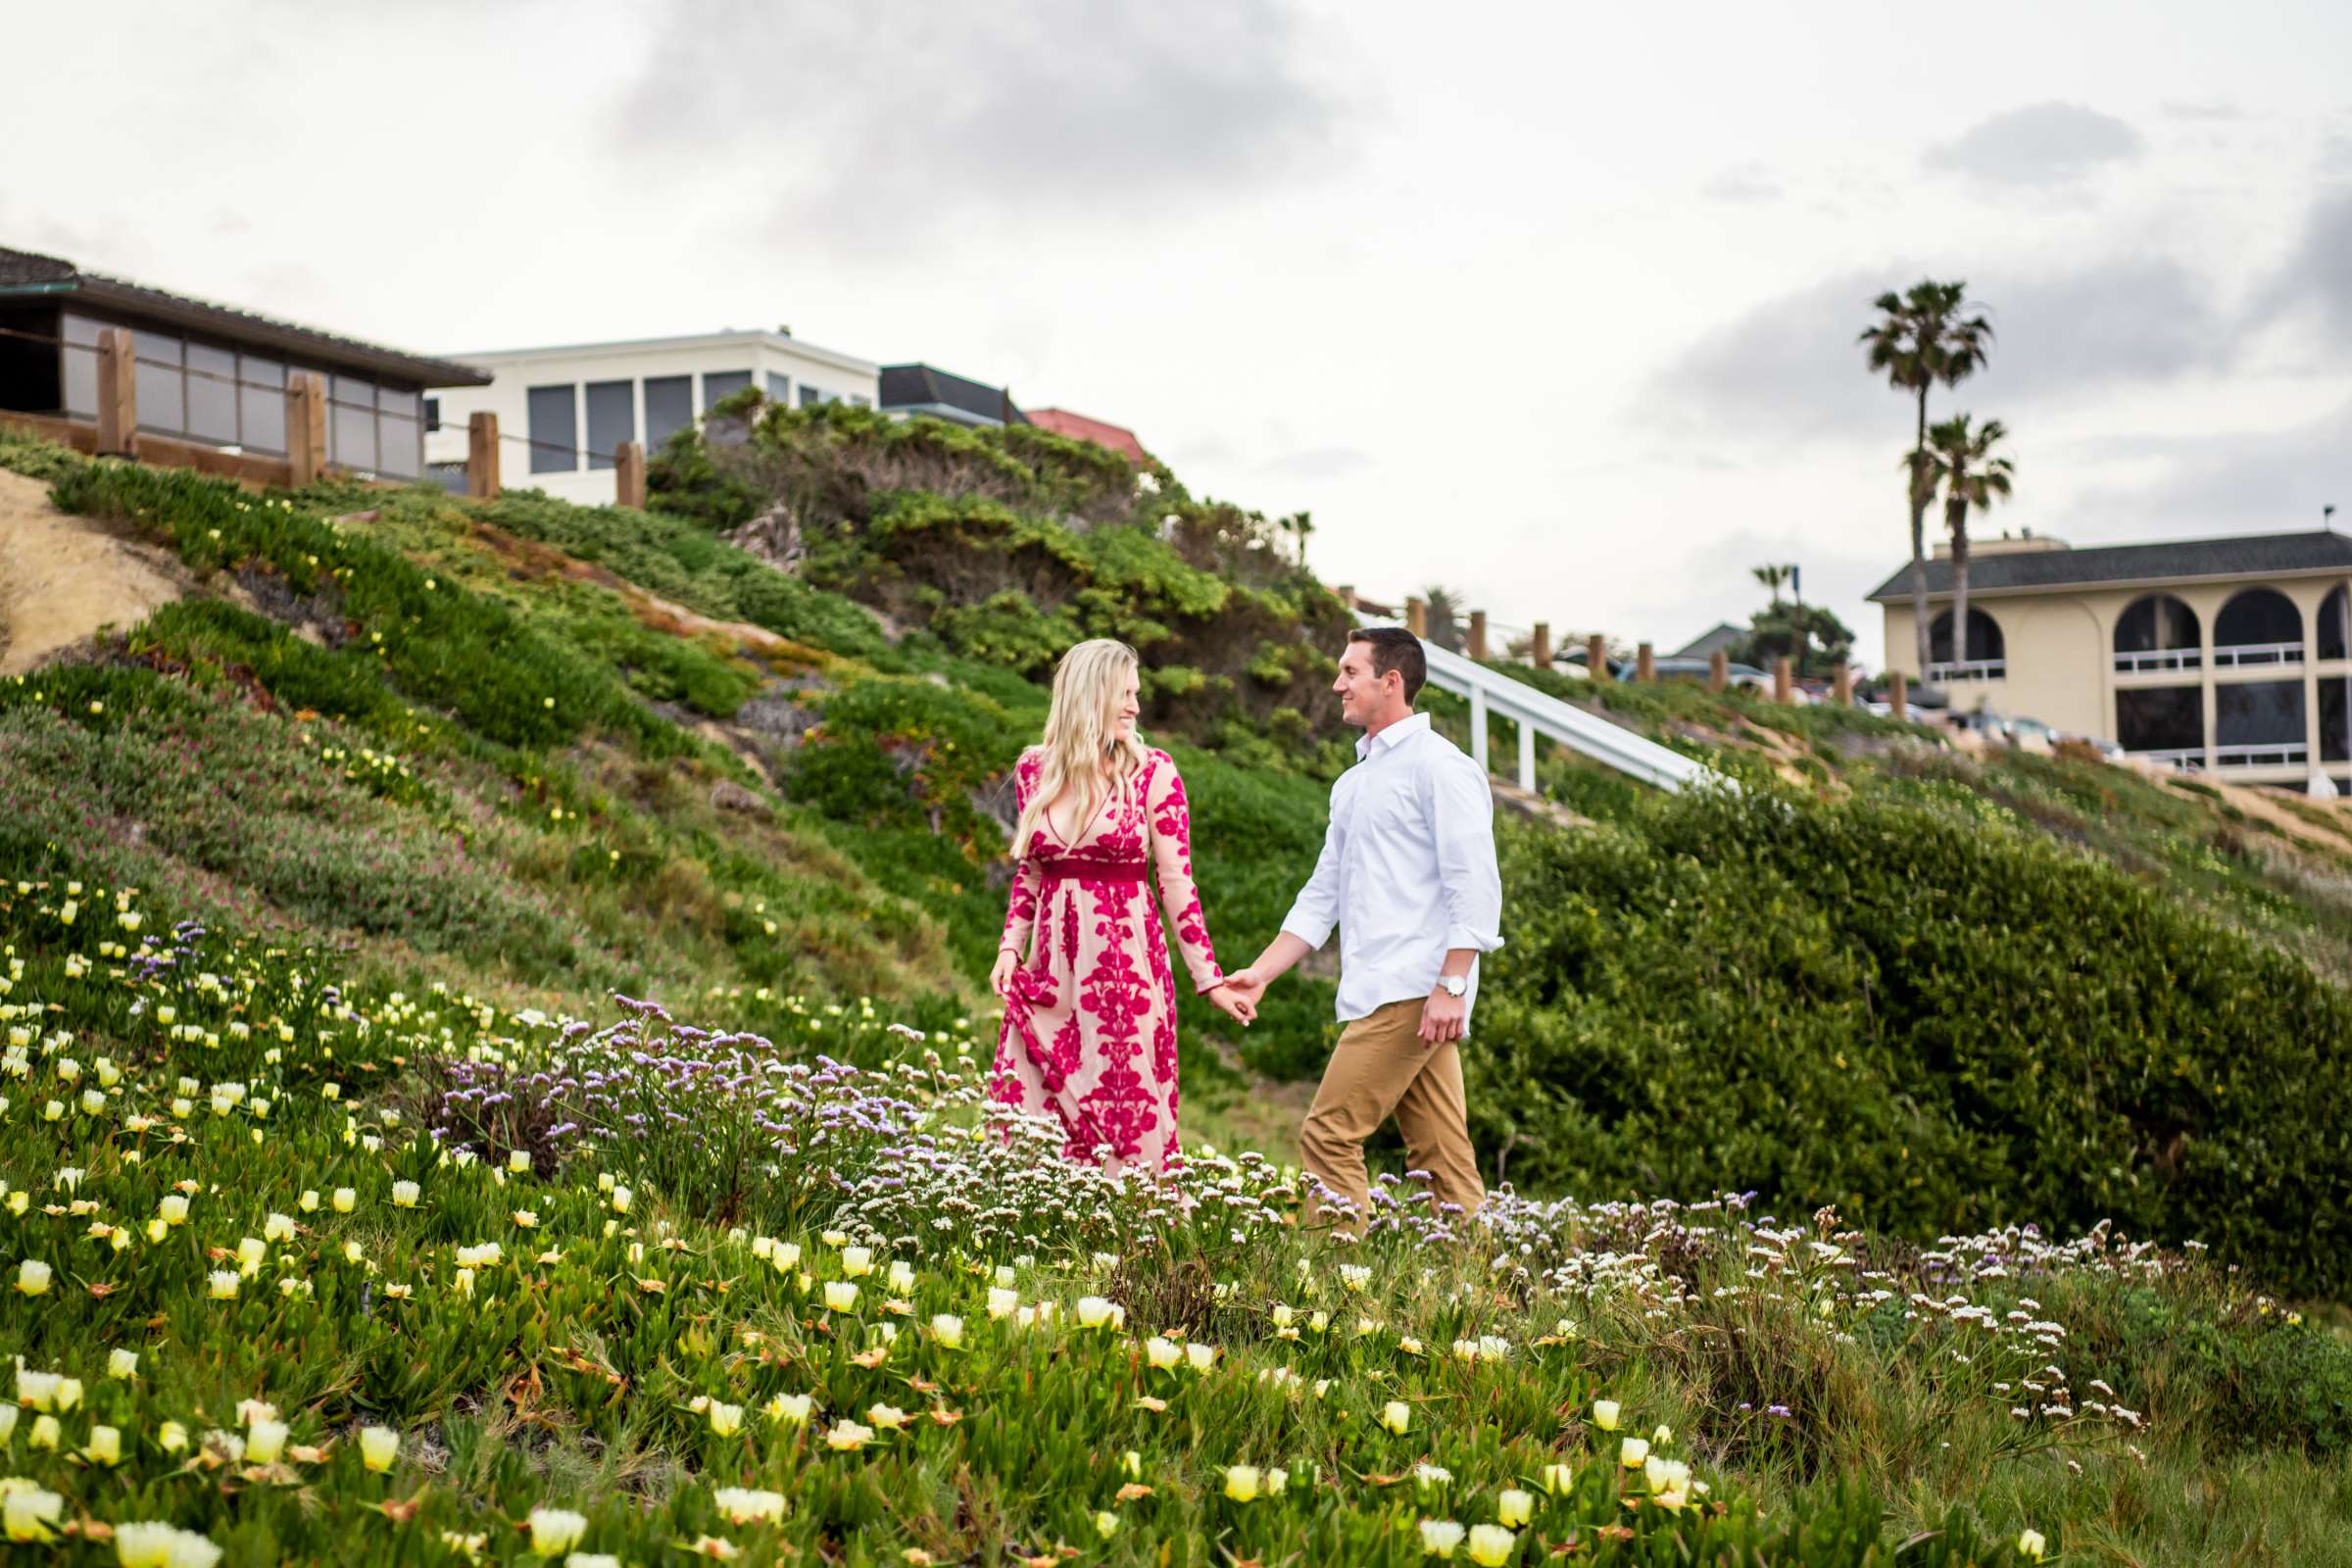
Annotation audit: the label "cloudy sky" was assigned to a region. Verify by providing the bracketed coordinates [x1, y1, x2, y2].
[8, 0, 2349, 667]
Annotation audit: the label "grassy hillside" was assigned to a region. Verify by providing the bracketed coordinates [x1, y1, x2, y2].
[5, 422, 2352, 1560]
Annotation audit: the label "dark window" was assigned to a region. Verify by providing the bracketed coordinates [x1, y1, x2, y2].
[2320, 586, 2350, 662]
[2114, 594, 2201, 657]
[2216, 680, 2305, 746]
[184, 343, 237, 444]
[331, 374, 377, 469]
[799, 383, 828, 409]
[239, 357, 286, 454]
[527, 383, 577, 473]
[2215, 588, 2301, 657]
[2115, 686, 2203, 754]
[1928, 608, 2005, 663]
[702, 369, 752, 409]
[766, 370, 791, 405]
[585, 380, 634, 470]
[2323, 678, 2352, 763]
[645, 374, 693, 451]
[135, 332, 185, 436]
[424, 396, 441, 432]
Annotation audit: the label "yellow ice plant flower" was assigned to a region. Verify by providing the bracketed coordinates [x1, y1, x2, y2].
[1497, 1489, 1533, 1526]
[763, 1393, 813, 1425]
[514, 1210, 539, 1229]
[1095, 1510, 1119, 1540]
[931, 1313, 964, 1348]
[823, 1280, 861, 1312]
[708, 1401, 744, 1438]
[1417, 1519, 1465, 1559]
[1076, 1296, 1123, 1329]
[610, 1186, 632, 1213]
[209, 1271, 240, 1299]
[526, 1506, 589, 1557]
[2018, 1529, 2048, 1562]
[246, 1418, 289, 1464]
[867, 1403, 908, 1431]
[986, 1288, 1018, 1319]
[1146, 1337, 1182, 1371]
[887, 1260, 916, 1293]
[159, 1421, 189, 1452]
[823, 1419, 876, 1451]
[1222, 1465, 1262, 1502]
[712, 1487, 786, 1525]
[1187, 1343, 1217, 1373]
[1465, 1524, 1516, 1566]
[360, 1425, 399, 1472]
[264, 1212, 297, 1243]
[841, 1246, 873, 1278]
[1538, 1463, 1572, 1495]
[108, 1348, 139, 1381]
[15, 1258, 50, 1296]
[1380, 1400, 1411, 1434]
[509, 1150, 531, 1174]
[391, 1180, 420, 1208]
[85, 1424, 122, 1465]
[1592, 1399, 1621, 1432]
[1618, 1437, 1650, 1469]
[332, 1189, 356, 1213]
[2, 1486, 63, 1543]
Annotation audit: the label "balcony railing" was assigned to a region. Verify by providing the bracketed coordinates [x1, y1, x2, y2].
[2212, 641, 2304, 667]
[2213, 742, 2308, 768]
[1926, 658, 2007, 682]
[2129, 747, 2206, 770]
[2114, 648, 2203, 673]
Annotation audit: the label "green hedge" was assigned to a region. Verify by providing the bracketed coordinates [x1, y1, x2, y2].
[1472, 782, 2352, 1298]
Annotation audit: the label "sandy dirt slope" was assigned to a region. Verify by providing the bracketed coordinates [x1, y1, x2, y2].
[0, 467, 185, 675]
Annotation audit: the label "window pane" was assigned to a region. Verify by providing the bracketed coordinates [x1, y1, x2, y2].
[185, 343, 238, 443]
[424, 396, 441, 432]
[331, 374, 377, 468]
[585, 379, 634, 470]
[645, 374, 692, 451]
[766, 370, 791, 405]
[2216, 679, 2305, 745]
[702, 369, 752, 409]
[2115, 686, 2202, 753]
[376, 414, 420, 478]
[61, 313, 101, 417]
[377, 387, 418, 419]
[135, 332, 185, 436]
[527, 383, 578, 473]
[239, 356, 286, 454]
[2323, 679, 2351, 763]
[798, 383, 827, 408]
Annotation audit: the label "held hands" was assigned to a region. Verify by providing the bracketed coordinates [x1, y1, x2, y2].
[1208, 966, 1268, 1026]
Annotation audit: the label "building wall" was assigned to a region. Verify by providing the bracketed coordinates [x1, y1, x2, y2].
[1883, 573, 2352, 788]
[422, 334, 879, 507]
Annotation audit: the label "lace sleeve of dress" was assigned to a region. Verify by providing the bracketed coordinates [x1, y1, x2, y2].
[1146, 753, 1226, 994]
[1000, 752, 1043, 958]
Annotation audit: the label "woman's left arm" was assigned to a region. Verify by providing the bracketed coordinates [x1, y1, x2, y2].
[1146, 755, 1228, 995]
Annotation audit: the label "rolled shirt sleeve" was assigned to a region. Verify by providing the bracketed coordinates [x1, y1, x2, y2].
[1431, 756, 1504, 956]
[1278, 810, 1346, 952]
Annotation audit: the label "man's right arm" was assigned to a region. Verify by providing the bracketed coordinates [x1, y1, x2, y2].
[1235, 809, 1343, 990]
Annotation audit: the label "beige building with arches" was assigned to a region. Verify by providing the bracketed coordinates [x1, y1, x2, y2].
[1870, 530, 2352, 791]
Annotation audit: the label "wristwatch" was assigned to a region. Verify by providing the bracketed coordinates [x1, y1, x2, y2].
[1436, 974, 1468, 998]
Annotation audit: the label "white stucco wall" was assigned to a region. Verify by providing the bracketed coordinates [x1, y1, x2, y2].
[420, 330, 879, 507]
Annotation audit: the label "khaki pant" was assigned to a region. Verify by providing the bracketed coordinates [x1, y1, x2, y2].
[1298, 998, 1485, 1235]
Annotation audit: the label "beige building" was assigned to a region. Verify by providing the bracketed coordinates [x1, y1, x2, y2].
[1870, 530, 2352, 790]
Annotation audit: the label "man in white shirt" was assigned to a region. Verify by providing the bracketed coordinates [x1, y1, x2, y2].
[1224, 626, 1503, 1236]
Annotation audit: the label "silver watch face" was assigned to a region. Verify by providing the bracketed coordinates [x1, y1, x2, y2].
[1441, 975, 1467, 997]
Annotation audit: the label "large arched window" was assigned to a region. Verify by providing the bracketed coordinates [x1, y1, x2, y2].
[2319, 586, 2350, 662]
[1928, 608, 2005, 680]
[2113, 593, 2202, 673]
[2214, 588, 2303, 666]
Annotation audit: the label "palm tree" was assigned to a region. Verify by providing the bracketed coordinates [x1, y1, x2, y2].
[1751, 564, 1790, 606]
[1421, 584, 1465, 653]
[1860, 281, 1993, 679]
[1927, 415, 2014, 672]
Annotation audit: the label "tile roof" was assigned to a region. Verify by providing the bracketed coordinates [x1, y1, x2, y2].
[1026, 408, 1148, 463]
[1866, 531, 2352, 601]
[0, 244, 489, 386]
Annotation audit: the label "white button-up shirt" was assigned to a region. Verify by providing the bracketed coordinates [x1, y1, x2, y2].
[1279, 711, 1505, 1032]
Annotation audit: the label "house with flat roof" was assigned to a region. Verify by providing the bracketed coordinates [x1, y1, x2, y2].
[0, 244, 487, 481]
[421, 328, 879, 506]
[879, 364, 1025, 428]
[1027, 408, 1148, 464]
[1868, 530, 2352, 789]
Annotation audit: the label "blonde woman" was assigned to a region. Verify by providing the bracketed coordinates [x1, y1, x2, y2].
[989, 639, 1255, 1171]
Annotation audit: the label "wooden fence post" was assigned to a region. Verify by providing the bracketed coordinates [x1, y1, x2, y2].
[615, 440, 647, 509]
[1334, 584, 1354, 612]
[1774, 656, 1793, 704]
[1636, 642, 1655, 683]
[467, 411, 501, 500]
[1467, 610, 1489, 661]
[1587, 633, 1608, 680]
[1531, 621, 1551, 669]
[1708, 649, 1729, 692]
[1405, 596, 1428, 637]
[1889, 670, 1908, 717]
[95, 327, 136, 457]
[286, 372, 327, 487]
[1834, 663, 1854, 706]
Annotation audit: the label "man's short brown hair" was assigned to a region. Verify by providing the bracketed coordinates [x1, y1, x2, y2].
[1348, 626, 1427, 704]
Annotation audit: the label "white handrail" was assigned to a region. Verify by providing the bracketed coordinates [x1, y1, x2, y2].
[1351, 614, 1722, 794]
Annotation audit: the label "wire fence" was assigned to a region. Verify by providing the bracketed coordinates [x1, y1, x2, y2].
[0, 320, 614, 467]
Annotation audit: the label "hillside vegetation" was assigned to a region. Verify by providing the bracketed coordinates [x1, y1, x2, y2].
[3, 417, 2352, 1559]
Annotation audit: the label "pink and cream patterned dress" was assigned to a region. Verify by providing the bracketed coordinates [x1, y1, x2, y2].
[990, 746, 1225, 1171]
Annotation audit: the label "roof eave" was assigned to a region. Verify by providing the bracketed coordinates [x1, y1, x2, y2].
[57, 276, 491, 387]
[1868, 562, 2352, 606]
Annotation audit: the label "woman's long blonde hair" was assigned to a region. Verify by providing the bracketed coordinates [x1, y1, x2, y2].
[1011, 639, 1149, 858]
